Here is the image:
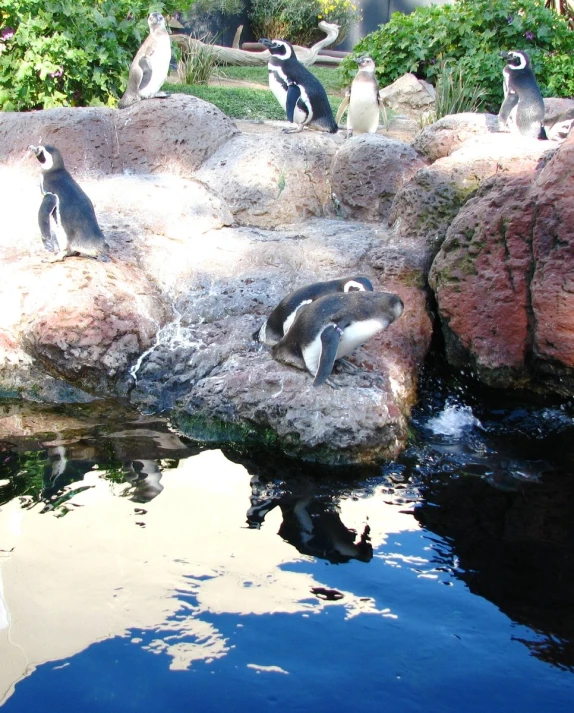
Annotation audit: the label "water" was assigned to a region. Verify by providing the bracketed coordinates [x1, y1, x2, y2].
[1, 365, 574, 712]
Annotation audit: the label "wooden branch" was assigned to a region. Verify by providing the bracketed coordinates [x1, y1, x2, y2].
[171, 21, 342, 67]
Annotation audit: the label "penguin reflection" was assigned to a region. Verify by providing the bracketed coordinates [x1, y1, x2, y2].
[247, 477, 372, 564]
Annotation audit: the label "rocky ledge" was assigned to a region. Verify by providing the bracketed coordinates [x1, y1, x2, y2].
[0, 93, 572, 463]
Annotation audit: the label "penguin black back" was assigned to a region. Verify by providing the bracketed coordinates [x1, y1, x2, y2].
[499, 50, 547, 140]
[254, 276, 374, 346]
[259, 38, 338, 134]
[29, 144, 108, 260]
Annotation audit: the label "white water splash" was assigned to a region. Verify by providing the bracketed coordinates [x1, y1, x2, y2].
[426, 404, 481, 438]
[129, 310, 206, 383]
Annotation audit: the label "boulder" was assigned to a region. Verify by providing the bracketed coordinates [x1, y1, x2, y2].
[389, 132, 556, 261]
[378, 73, 435, 120]
[329, 134, 427, 222]
[412, 112, 499, 162]
[0, 94, 238, 177]
[429, 130, 574, 394]
[195, 131, 340, 227]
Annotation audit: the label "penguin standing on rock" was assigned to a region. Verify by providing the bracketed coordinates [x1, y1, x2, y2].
[498, 50, 547, 139]
[118, 12, 171, 109]
[29, 145, 109, 261]
[336, 56, 381, 137]
[254, 276, 374, 346]
[271, 291, 404, 387]
[259, 38, 338, 134]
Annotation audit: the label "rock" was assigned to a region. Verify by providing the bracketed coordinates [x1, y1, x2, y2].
[378, 73, 435, 120]
[543, 97, 574, 142]
[195, 131, 340, 227]
[329, 134, 427, 221]
[389, 132, 556, 261]
[0, 94, 238, 177]
[127, 220, 433, 464]
[428, 130, 574, 394]
[412, 112, 499, 162]
[114, 93, 238, 175]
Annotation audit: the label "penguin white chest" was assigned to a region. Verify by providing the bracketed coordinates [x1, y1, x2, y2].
[348, 83, 379, 134]
[268, 67, 288, 109]
[336, 318, 386, 359]
[140, 36, 171, 97]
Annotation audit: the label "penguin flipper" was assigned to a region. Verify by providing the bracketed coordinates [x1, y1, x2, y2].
[499, 91, 518, 127]
[38, 192, 58, 253]
[138, 57, 153, 91]
[286, 83, 302, 123]
[313, 324, 342, 387]
[335, 93, 350, 125]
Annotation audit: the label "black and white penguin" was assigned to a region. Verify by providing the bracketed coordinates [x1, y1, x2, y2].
[118, 12, 171, 109]
[336, 56, 381, 137]
[254, 276, 374, 346]
[258, 38, 338, 134]
[498, 50, 547, 140]
[271, 291, 404, 387]
[29, 145, 109, 261]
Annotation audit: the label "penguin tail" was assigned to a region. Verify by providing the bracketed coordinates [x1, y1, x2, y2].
[538, 126, 548, 140]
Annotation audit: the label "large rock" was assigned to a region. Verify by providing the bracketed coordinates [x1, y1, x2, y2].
[389, 132, 556, 261]
[429, 130, 574, 394]
[378, 73, 435, 121]
[195, 131, 341, 227]
[0, 94, 238, 177]
[412, 112, 499, 162]
[329, 134, 427, 221]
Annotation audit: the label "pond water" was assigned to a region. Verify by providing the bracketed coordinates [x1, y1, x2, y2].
[1, 363, 574, 712]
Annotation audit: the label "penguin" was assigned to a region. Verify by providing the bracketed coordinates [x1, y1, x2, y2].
[118, 12, 171, 109]
[258, 38, 338, 134]
[335, 56, 381, 137]
[29, 144, 109, 261]
[271, 291, 404, 387]
[254, 275, 374, 346]
[498, 50, 547, 140]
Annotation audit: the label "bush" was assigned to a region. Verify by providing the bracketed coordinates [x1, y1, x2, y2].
[249, 0, 361, 47]
[0, 0, 191, 111]
[341, 0, 574, 112]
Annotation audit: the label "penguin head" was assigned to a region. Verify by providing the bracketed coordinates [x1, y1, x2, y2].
[343, 276, 374, 293]
[356, 56, 376, 73]
[259, 38, 294, 60]
[148, 12, 165, 30]
[28, 144, 65, 171]
[500, 50, 530, 70]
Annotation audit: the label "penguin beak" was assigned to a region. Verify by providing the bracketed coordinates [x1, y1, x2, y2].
[28, 144, 41, 156]
[499, 51, 510, 59]
[259, 38, 273, 48]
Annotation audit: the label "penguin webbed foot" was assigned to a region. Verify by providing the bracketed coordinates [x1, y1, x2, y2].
[42, 251, 67, 264]
[336, 358, 360, 375]
[283, 124, 305, 134]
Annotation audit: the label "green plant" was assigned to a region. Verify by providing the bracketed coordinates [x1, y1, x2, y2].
[341, 0, 574, 113]
[249, 0, 361, 47]
[177, 34, 220, 85]
[0, 0, 192, 111]
[432, 58, 487, 120]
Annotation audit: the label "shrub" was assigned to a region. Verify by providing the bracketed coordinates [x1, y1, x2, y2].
[249, 0, 361, 47]
[0, 0, 191, 111]
[341, 0, 574, 112]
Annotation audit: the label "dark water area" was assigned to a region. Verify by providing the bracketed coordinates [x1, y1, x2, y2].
[1, 361, 574, 711]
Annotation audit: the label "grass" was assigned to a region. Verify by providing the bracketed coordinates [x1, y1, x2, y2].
[164, 64, 346, 122]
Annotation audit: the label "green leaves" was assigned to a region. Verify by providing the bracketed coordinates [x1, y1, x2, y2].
[341, 0, 574, 113]
[0, 0, 192, 110]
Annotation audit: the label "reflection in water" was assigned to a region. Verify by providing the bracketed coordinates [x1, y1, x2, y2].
[0, 387, 574, 709]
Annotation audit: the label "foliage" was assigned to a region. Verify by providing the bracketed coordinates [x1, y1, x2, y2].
[0, 0, 191, 111]
[177, 35, 220, 85]
[341, 0, 574, 113]
[432, 58, 487, 121]
[249, 0, 361, 47]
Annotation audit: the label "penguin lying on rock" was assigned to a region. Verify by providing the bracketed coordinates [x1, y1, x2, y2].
[336, 56, 381, 137]
[29, 145, 109, 262]
[271, 291, 404, 387]
[254, 276, 374, 346]
[259, 38, 338, 134]
[118, 12, 171, 109]
[498, 50, 547, 140]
